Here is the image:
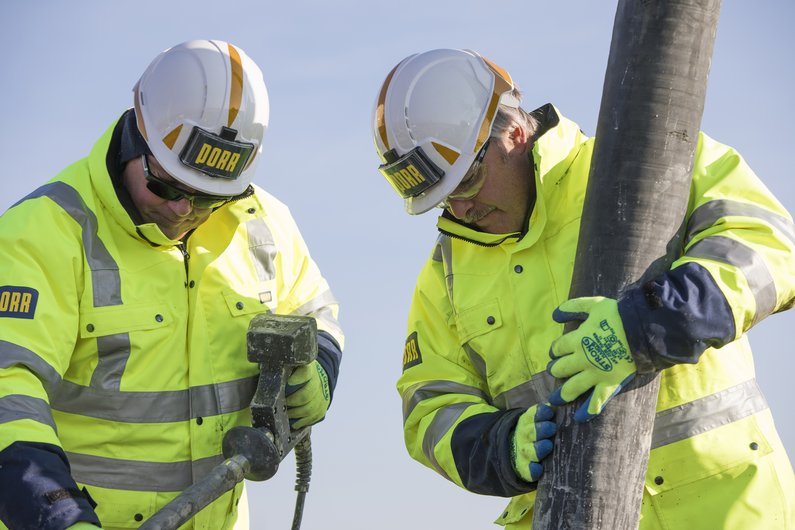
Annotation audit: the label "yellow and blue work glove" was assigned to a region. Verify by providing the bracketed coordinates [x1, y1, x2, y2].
[67, 523, 101, 529]
[510, 403, 556, 482]
[547, 296, 637, 423]
[285, 360, 331, 429]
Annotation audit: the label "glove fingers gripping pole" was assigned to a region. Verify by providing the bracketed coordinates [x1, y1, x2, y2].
[139, 314, 318, 530]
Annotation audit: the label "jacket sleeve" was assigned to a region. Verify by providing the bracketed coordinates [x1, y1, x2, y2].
[263, 193, 344, 398]
[0, 186, 101, 529]
[397, 253, 535, 498]
[619, 133, 795, 372]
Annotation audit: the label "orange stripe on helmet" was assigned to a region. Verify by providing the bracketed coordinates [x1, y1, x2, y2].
[376, 62, 401, 152]
[475, 55, 514, 153]
[227, 43, 243, 127]
[432, 142, 460, 165]
[162, 124, 183, 150]
[481, 56, 514, 87]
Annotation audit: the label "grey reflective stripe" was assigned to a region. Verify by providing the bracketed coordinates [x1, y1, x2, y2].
[294, 289, 338, 316]
[493, 372, 555, 410]
[402, 380, 489, 422]
[432, 240, 443, 262]
[687, 199, 795, 245]
[686, 236, 777, 325]
[17, 183, 132, 386]
[435, 235, 455, 308]
[463, 344, 487, 381]
[19, 182, 122, 307]
[247, 218, 276, 281]
[0, 340, 62, 392]
[90, 333, 132, 391]
[652, 378, 768, 449]
[293, 290, 342, 338]
[51, 376, 257, 423]
[68, 451, 224, 492]
[0, 394, 56, 431]
[422, 401, 477, 482]
[206, 376, 257, 417]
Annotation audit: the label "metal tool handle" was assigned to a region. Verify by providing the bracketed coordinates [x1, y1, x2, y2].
[139, 425, 284, 530]
[140, 314, 319, 530]
[247, 314, 317, 459]
[138, 453, 249, 530]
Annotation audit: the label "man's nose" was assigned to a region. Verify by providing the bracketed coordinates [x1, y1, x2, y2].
[167, 197, 194, 217]
[446, 198, 473, 220]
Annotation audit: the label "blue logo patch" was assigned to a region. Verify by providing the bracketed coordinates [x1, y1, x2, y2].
[0, 286, 38, 319]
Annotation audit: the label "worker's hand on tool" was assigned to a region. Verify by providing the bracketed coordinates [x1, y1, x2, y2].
[510, 403, 556, 483]
[285, 360, 331, 429]
[547, 296, 637, 423]
[67, 523, 102, 529]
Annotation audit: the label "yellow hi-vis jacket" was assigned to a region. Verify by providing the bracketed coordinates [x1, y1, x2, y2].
[0, 116, 343, 529]
[398, 106, 795, 529]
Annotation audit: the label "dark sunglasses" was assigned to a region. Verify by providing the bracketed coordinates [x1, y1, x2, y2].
[142, 155, 232, 209]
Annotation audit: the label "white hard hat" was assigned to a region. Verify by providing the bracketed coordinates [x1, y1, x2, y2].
[133, 40, 269, 196]
[372, 48, 519, 214]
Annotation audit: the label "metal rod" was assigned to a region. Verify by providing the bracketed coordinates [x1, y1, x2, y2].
[139, 454, 250, 530]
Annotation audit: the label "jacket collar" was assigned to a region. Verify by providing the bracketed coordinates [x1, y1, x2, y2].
[89, 113, 182, 247]
[435, 104, 586, 249]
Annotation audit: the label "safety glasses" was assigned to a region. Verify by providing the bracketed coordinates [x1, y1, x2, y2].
[142, 155, 232, 209]
[443, 139, 491, 206]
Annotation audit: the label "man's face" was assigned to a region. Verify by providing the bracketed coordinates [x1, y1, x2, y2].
[123, 156, 217, 240]
[445, 131, 534, 234]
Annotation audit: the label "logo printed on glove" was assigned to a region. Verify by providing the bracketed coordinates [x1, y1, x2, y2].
[317, 363, 330, 401]
[581, 319, 631, 372]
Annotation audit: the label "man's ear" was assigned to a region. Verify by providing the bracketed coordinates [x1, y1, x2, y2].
[508, 122, 529, 148]
[509, 122, 528, 145]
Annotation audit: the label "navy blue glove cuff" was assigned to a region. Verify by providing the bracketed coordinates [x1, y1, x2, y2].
[450, 409, 537, 497]
[618, 287, 665, 374]
[618, 261, 736, 372]
[0, 441, 101, 530]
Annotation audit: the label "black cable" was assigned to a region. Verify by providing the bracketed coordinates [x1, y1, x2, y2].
[291, 435, 312, 530]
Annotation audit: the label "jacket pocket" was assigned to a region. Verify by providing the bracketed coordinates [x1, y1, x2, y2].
[645, 413, 772, 495]
[643, 413, 788, 529]
[81, 485, 157, 529]
[454, 299, 503, 345]
[222, 285, 276, 317]
[79, 301, 170, 338]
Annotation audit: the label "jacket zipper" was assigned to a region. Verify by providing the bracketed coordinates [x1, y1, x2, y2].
[438, 228, 521, 247]
[178, 242, 190, 284]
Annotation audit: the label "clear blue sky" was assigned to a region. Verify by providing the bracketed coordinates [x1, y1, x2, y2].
[1, 2, 793, 529]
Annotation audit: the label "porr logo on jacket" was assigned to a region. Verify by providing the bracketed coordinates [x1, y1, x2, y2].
[0, 286, 38, 319]
[403, 331, 423, 371]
